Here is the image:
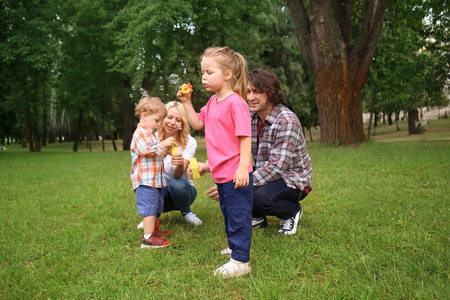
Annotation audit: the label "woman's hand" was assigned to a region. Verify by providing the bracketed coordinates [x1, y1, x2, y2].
[171, 153, 184, 166]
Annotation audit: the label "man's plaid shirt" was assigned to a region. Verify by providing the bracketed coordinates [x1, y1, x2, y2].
[251, 104, 312, 190]
[130, 124, 165, 190]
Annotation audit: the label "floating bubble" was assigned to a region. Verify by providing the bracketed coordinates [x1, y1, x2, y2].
[139, 88, 146, 95]
[168, 74, 180, 84]
[160, 85, 165, 91]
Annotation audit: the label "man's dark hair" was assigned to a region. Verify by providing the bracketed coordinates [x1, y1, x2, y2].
[247, 68, 285, 105]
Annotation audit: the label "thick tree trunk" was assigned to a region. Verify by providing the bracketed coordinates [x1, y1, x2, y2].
[314, 67, 366, 145]
[285, 0, 387, 146]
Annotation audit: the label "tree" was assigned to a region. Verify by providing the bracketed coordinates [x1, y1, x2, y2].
[362, 0, 449, 135]
[0, 0, 59, 152]
[285, 0, 388, 145]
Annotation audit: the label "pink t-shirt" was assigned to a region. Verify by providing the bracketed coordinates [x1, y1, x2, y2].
[198, 93, 253, 183]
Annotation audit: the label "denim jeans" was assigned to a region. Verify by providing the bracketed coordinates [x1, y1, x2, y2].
[253, 178, 308, 220]
[162, 178, 197, 214]
[217, 174, 253, 263]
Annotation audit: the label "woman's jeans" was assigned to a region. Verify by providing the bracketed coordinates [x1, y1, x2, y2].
[162, 178, 197, 214]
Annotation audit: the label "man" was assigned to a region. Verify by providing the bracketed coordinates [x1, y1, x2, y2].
[198, 68, 312, 235]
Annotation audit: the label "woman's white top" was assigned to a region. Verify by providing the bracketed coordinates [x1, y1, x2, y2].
[162, 135, 197, 186]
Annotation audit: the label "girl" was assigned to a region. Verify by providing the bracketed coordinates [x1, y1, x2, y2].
[177, 46, 253, 278]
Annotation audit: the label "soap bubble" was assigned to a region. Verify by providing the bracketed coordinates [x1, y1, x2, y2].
[168, 74, 180, 84]
[139, 88, 148, 96]
[160, 85, 165, 91]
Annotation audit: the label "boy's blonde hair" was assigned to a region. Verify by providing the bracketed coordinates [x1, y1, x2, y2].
[201, 46, 248, 101]
[158, 101, 190, 149]
[135, 96, 167, 119]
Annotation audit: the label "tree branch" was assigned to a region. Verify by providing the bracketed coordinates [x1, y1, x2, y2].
[351, 0, 388, 69]
[331, 0, 352, 49]
[285, 0, 312, 68]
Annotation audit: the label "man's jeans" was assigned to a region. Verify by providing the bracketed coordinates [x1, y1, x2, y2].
[253, 178, 308, 220]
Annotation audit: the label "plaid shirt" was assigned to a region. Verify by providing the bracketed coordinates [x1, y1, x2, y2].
[252, 104, 312, 190]
[130, 123, 165, 190]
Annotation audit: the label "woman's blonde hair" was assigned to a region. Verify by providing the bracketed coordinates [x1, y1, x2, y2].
[158, 101, 190, 149]
[135, 96, 167, 119]
[201, 46, 248, 101]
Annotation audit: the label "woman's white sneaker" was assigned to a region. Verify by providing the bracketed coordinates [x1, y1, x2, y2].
[183, 212, 203, 225]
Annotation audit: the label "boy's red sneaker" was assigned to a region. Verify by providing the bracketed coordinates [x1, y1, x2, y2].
[141, 234, 170, 249]
[154, 219, 170, 237]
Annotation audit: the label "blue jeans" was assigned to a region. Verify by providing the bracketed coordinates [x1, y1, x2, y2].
[162, 178, 197, 214]
[253, 178, 308, 220]
[217, 173, 253, 263]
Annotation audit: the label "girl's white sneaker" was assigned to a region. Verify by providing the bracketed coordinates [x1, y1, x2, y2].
[213, 258, 251, 278]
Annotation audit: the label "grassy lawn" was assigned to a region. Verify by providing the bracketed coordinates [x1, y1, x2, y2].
[1, 119, 449, 299]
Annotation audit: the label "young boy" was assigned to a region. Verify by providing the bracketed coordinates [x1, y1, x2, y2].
[130, 96, 175, 248]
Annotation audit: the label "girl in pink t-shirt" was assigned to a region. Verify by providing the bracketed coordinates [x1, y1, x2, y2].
[177, 46, 253, 278]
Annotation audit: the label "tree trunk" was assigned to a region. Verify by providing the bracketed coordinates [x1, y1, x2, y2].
[285, 0, 387, 146]
[14, 110, 27, 148]
[101, 123, 105, 151]
[73, 109, 83, 152]
[122, 78, 133, 151]
[24, 86, 35, 152]
[41, 87, 47, 147]
[408, 107, 422, 135]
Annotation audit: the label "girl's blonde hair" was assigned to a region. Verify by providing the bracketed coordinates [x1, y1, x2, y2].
[201, 46, 248, 101]
[158, 101, 190, 149]
[135, 96, 167, 119]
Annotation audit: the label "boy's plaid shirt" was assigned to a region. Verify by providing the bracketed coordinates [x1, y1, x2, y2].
[251, 104, 312, 191]
[130, 123, 165, 190]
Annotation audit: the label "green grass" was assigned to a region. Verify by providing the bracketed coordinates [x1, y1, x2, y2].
[1, 119, 449, 299]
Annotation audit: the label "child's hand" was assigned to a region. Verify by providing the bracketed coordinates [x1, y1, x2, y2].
[176, 86, 192, 103]
[233, 167, 249, 189]
[160, 137, 175, 149]
[171, 153, 184, 166]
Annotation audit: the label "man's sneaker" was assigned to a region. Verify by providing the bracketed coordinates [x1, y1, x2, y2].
[277, 206, 303, 235]
[213, 258, 251, 278]
[252, 216, 268, 228]
[183, 212, 203, 226]
[220, 248, 232, 256]
[136, 220, 170, 237]
[141, 234, 170, 249]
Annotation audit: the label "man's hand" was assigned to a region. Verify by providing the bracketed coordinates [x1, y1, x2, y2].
[207, 186, 219, 202]
[188, 161, 210, 179]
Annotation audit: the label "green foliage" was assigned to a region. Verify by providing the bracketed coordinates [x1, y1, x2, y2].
[363, 0, 448, 118]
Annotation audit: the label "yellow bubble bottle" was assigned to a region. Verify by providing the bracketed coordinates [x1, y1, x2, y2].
[190, 158, 200, 179]
[171, 141, 178, 165]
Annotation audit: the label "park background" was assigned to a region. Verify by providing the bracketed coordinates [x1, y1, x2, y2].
[1, 0, 449, 299]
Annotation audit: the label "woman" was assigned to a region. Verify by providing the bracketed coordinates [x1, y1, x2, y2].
[138, 101, 202, 227]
